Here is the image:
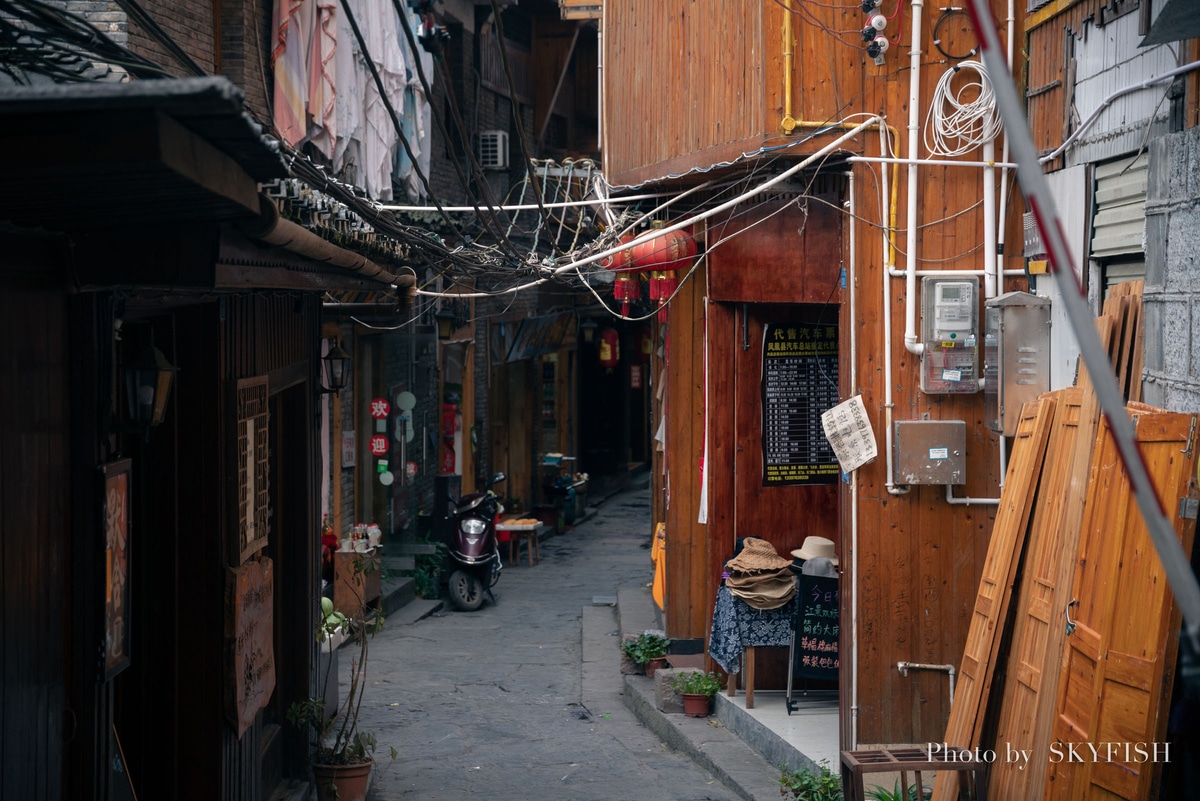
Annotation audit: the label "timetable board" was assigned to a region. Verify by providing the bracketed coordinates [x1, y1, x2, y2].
[761, 322, 839, 486]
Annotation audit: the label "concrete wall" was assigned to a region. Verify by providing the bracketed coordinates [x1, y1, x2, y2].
[1143, 126, 1200, 412]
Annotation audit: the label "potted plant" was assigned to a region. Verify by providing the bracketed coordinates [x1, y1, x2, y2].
[620, 631, 671, 677]
[288, 555, 394, 801]
[669, 671, 723, 717]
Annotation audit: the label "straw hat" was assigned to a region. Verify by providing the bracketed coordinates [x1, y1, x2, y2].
[791, 536, 838, 566]
[725, 537, 792, 573]
[728, 567, 797, 609]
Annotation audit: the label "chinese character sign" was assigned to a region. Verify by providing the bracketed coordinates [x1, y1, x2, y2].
[369, 397, 391, 419]
[761, 322, 839, 486]
[793, 574, 839, 680]
[820, 394, 878, 473]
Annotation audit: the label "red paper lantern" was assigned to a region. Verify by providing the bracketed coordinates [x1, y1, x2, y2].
[598, 327, 620, 368]
[601, 233, 640, 316]
[602, 223, 697, 321]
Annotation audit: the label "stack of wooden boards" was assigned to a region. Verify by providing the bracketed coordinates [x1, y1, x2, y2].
[935, 282, 1199, 801]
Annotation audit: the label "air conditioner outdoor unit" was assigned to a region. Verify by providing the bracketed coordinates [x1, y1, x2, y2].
[477, 130, 509, 170]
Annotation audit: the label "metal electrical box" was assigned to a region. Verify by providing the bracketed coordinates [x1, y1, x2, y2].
[920, 276, 981, 394]
[893, 420, 966, 485]
[984, 291, 1051, 436]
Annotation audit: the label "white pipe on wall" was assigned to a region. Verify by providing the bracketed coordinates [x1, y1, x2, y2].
[880, 120, 910, 497]
[983, 138, 998, 298]
[903, 0, 926, 358]
[847, 169, 861, 749]
[897, 661, 957, 708]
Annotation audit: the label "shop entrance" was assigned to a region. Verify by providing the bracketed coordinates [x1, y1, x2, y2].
[728, 302, 841, 692]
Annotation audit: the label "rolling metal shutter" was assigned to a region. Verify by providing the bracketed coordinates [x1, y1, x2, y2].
[1090, 152, 1148, 260]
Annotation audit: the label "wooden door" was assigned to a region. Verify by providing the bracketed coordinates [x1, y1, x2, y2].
[989, 388, 1085, 800]
[1044, 409, 1198, 801]
[731, 303, 840, 689]
[933, 396, 1056, 801]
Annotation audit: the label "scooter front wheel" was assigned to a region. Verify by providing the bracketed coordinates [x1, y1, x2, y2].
[448, 569, 485, 611]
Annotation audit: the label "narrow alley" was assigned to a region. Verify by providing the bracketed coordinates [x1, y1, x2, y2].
[356, 483, 740, 801]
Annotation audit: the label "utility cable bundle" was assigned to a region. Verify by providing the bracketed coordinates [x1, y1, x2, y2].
[924, 60, 1002, 157]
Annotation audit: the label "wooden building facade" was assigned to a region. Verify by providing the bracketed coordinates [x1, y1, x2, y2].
[0, 79, 414, 801]
[601, 0, 1027, 748]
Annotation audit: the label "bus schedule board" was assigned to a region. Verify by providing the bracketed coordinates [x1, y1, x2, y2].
[762, 322, 839, 486]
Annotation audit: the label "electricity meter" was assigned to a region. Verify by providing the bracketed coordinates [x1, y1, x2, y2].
[920, 276, 980, 394]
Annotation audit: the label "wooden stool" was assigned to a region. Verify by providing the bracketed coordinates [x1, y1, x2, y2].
[507, 528, 540, 566]
[840, 747, 984, 801]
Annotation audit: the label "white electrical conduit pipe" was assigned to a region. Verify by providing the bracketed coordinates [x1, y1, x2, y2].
[847, 169, 861, 749]
[903, 0, 926, 359]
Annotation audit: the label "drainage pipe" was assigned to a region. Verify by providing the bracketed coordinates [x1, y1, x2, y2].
[896, 661, 957, 709]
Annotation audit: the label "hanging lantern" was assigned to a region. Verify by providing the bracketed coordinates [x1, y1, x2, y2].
[597, 327, 620, 368]
[601, 233, 640, 315]
[630, 222, 697, 322]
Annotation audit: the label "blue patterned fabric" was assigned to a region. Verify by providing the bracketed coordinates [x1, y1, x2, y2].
[708, 585, 799, 674]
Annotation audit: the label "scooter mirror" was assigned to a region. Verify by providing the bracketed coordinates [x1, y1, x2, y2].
[489, 472, 506, 487]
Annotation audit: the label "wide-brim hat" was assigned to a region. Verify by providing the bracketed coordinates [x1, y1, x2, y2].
[728, 568, 796, 610]
[791, 536, 838, 566]
[725, 537, 792, 573]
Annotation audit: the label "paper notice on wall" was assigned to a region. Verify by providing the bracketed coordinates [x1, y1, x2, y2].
[820, 395, 877, 473]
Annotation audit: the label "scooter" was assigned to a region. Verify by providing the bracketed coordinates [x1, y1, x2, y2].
[445, 472, 506, 611]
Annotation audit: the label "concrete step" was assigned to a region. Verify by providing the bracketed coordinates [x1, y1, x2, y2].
[392, 541, 439, 555]
[384, 555, 416, 572]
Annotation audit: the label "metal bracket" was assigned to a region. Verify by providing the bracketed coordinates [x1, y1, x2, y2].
[1181, 498, 1199, 521]
[1184, 415, 1197, 458]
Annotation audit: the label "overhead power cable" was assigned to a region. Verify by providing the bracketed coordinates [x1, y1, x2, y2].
[488, 0, 558, 255]
[391, 0, 521, 258]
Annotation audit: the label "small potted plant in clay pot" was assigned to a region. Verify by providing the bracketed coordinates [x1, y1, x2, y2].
[670, 671, 723, 717]
[620, 631, 671, 677]
[288, 555, 395, 801]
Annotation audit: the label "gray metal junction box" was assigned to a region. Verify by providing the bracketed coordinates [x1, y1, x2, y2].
[893, 420, 967, 485]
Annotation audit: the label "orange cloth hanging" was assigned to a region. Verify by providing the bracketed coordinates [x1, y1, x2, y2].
[651, 522, 667, 610]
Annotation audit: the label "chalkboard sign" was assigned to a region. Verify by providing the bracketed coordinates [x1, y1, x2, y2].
[793, 574, 840, 680]
[762, 322, 839, 486]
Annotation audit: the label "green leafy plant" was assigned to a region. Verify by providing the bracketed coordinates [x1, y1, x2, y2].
[402, 537, 448, 599]
[670, 670, 723, 697]
[778, 759, 843, 801]
[287, 555, 396, 766]
[620, 631, 670, 665]
[865, 781, 924, 801]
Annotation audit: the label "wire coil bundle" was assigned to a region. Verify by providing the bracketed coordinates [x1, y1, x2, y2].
[924, 60, 1002, 157]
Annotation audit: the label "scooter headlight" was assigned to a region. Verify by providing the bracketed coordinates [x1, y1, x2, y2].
[461, 518, 487, 535]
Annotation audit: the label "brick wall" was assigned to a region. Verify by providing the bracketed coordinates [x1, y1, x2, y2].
[1143, 127, 1200, 412]
[124, 0, 216, 76]
[217, 0, 272, 121]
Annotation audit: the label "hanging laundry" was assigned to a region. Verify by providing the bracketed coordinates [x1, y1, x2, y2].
[271, 0, 313, 146]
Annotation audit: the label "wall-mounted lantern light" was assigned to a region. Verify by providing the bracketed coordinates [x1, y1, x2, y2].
[321, 338, 352, 394]
[579, 317, 598, 343]
[435, 308, 456, 340]
[123, 337, 178, 428]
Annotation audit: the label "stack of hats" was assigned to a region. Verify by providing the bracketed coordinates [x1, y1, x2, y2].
[791, 536, 839, 578]
[724, 537, 796, 609]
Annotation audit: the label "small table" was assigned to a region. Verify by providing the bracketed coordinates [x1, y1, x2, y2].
[708, 585, 798, 708]
[496, 521, 542, 566]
